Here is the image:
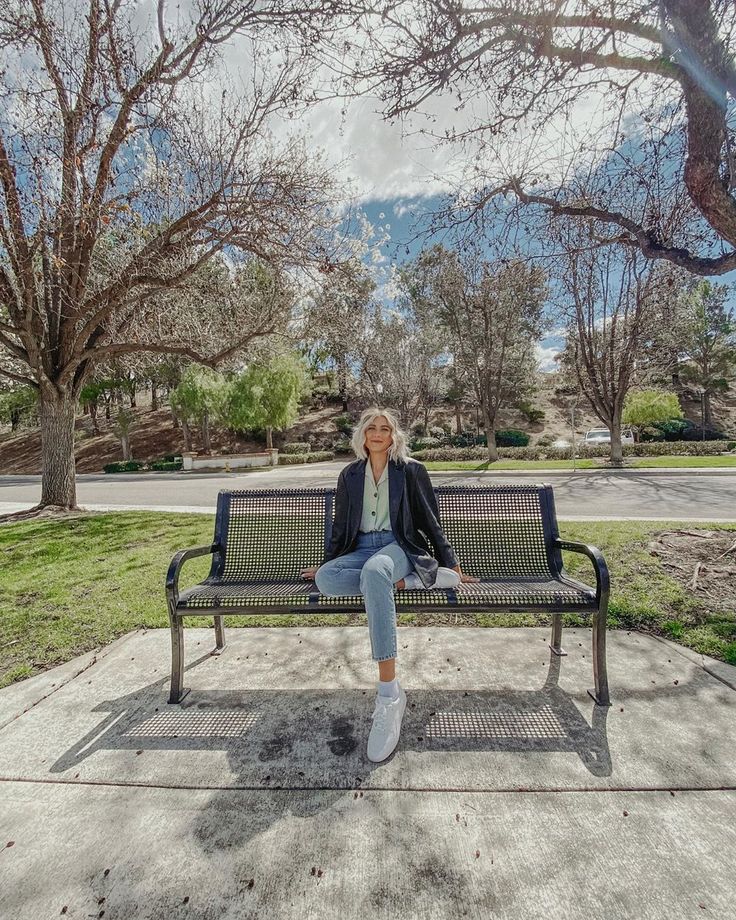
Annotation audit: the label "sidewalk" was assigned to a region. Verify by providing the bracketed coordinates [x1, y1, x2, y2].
[1, 625, 734, 920]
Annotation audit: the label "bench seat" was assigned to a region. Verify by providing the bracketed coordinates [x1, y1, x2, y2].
[166, 483, 611, 707]
[177, 576, 597, 612]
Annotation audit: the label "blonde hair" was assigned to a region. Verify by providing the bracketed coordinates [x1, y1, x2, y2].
[350, 406, 411, 463]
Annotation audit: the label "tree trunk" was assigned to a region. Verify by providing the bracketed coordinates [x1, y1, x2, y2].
[39, 388, 78, 508]
[609, 414, 623, 466]
[202, 409, 211, 454]
[89, 401, 99, 435]
[266, 425, 273, 449]
[482, 403, 498, 462]
[455, 403, 462, 434]
[121, 432, 131, 461]
[704, 390, 713, 428]
[338, 354, 348, 413]
[151, 382, 158, 411]
[181, 418, 192, 452]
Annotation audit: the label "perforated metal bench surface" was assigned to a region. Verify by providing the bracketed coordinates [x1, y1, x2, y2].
[165, 484, 611, 707]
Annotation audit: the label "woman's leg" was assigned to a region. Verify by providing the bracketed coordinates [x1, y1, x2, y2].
[360, 540, 414, 664]
[315, 543, 409, 597]
[314, 548, 370, 597]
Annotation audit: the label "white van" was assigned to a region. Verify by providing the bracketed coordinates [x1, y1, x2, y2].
[580, 428, 635, 446]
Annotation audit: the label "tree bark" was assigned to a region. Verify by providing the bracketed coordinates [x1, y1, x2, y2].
[482, 403, 498, 462]
[338, 354, 348, 413]
[89, 401, 99, 435]
[39, 389, 78, 508]
[455, 403, 462, 434]
[202, 409, 211, 454]
[266, 425, 273, 449]
[121, 433, 131, 461]
[151, 382, 158, 411]
[704, 391, 713, 428]
[609, 414, 623, 466]
[181, 418, 192, 452]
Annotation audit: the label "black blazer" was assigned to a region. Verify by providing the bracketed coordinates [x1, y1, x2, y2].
[321, 456, 459, 588]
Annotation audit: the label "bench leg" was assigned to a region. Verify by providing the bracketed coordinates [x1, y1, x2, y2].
[212, 615, 226, 655]
[587, 599, 611, 707]
[549, 613, 567, 656]
[167, 605, 189, 704]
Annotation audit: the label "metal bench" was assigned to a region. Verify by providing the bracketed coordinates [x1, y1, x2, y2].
[165, 484, 611, 706]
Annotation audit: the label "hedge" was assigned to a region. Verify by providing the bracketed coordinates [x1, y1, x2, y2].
[282, 442, 312, 454]
[278, 451, 335, 464]
[411, 439, 736, 462]
[103, 460, 145, 473]
[104, 457, 183, 473]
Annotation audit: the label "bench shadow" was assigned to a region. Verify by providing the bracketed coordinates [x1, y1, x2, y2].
[50, 649, 612, 779]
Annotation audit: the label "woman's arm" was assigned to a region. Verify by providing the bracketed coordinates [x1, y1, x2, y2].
[410, 462, 459, 569]
[322, 468, 349, 564]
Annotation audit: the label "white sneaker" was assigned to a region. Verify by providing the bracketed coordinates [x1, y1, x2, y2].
[403, 567, 461, 590]
[367, 687, 407, 762]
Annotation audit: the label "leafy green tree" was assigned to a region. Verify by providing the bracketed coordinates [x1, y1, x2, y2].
[170, 367, 230, 454]
[0, 386, 38, 433]
[112, 408, 135, 462]
[623, 390, 683, 432]
[226, 353, 312, 450]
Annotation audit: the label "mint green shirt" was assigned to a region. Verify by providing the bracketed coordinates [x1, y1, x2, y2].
[360, 460, 391, 532]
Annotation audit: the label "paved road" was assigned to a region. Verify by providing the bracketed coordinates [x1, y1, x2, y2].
[1, 462, 735, 520]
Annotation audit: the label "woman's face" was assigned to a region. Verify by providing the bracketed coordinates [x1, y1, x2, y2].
[364, 416, 393, 454]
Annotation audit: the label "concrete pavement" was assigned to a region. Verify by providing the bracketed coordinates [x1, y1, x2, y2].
[1, 625, 734, 919]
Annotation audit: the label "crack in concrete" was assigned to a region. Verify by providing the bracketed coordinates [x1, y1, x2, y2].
[0, 776, 735, 795]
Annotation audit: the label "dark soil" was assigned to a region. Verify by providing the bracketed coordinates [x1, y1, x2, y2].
[0, 405, 346, 474]
[648, 530, 736, 614]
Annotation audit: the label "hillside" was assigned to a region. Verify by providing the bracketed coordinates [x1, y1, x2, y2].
[1, 376, 734, 474]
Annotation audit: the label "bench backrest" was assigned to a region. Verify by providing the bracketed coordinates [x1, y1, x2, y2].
[209, 484, 561, 582]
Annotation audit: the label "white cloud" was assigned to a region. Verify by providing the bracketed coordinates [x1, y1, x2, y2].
[536, 343, 560, 373]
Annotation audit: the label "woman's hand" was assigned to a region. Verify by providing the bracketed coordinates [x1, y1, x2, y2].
[300, 567, 319, 581]
[452, 564, 480, 583]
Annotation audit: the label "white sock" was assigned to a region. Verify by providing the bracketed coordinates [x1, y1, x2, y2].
[378, 677, 400, 700]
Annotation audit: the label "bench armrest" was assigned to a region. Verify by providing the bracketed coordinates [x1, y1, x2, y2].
[554, 538, 610, 602]
[166, 544, 219, 602]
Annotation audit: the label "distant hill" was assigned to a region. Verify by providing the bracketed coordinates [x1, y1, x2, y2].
[0, 375, 733, 474]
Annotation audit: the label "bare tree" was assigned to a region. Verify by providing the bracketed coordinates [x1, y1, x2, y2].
[400, 245, 548, 462]
[302, 257, 375, 413]
[357, 301, 448, 426]
[0, 0, 342, 511]
[678, 279, 736, 428]
[554, 221, 670, 464]
[344, 0, 736, 275]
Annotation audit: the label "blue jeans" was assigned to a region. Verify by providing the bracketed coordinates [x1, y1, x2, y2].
[315, 529, 414, 662]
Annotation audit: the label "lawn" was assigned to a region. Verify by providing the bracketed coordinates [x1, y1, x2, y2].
[1, 513, 735, 688]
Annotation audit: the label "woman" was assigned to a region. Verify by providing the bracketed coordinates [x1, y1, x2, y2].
[300, 406, 478, 763]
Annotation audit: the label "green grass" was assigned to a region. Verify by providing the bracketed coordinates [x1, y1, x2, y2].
[424, 456, 736, 471]
[1, 513, 735, 688]
[424, 459, 600, 470]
